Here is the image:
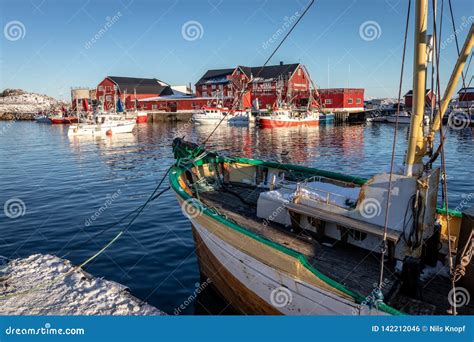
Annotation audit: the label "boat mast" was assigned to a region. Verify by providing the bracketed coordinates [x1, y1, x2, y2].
[405, 0, 428, 177]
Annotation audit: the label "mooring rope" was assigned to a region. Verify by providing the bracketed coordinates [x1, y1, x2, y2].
[0, 168, 171, 300]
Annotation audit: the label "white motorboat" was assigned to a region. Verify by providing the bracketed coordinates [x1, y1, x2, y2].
[386, 111, 430, 125]
[68, 114, 136, 136]
[193, 105, 249, 125]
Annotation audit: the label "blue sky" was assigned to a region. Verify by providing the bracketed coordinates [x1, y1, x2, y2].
[1, 0, 472, 100]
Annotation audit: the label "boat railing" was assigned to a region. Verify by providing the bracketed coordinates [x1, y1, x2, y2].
[293, 182, 353, 210]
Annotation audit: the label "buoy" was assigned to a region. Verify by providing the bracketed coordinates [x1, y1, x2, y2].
[106, 129, 113, 136]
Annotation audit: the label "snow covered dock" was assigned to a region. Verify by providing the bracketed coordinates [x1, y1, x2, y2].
[0, 254, 164, 315]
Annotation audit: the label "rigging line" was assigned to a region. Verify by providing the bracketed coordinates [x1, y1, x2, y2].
[447, 0, 470, 115]
[202, 0, 315, 146]
[60, 167, 172, 259]
[432, 0, 456, 316]
[378, 0, 411, 291]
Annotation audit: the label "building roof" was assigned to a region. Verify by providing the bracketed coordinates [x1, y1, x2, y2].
[458, 87, 474, 94]
[244, 63, 300, 81]
[195, 69, 235, 86]
[195, 63, 301, 86]
[404, 89, 433, 96]
[106, 76, 173, 95]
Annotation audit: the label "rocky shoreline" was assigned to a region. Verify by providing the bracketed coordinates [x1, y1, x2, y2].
[0, 88, 66, 121]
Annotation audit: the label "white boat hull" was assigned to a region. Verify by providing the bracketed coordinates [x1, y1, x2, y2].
[68, 121, 136, 136]
[191, 219, 386, 315]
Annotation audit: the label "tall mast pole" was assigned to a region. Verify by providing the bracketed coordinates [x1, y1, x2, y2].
[405, 0, 429, 177]
[428, 24, 474, 142]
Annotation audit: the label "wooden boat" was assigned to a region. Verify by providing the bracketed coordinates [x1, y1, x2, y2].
[68, 114, 135, 136]
[193, 105, 249, 125]
[258, 109, 319, 128]
[170, 1, 473, 315]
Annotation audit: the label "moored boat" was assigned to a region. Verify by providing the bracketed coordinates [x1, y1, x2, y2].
[169, 1, 474, 316]
[68, 114, 136, 136]
[50, 116, 79, 124]
[258, 108, 319, 128]
[193, 105, 249, 125]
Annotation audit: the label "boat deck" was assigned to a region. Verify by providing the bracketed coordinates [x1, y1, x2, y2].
[198, 182, 472, 315]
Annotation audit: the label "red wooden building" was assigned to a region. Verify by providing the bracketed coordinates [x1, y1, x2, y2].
[404, 89, 435, 110]
[318, 88, 365, 112]
[96, 76, 173, 111]
[195, 62, 310, 110]
[138, 94, 211, 112]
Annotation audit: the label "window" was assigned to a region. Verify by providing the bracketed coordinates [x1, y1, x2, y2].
[298, 69, 302, 76]
[106, 95, 112, 101]
[348, 98, 353, 104]
[202, 92, 208, 97]
[98, 85, 104, 91]
[325, 99, 332, 104]
[219, 84, 223, 90]
[152, 104, 157, 110]
[356, 98, 361, 104]
[212, 84, 216, 89]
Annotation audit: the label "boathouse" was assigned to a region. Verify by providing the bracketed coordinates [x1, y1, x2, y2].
[404, 89, 435, 110]
[195, 62, 310, 110]
[96, 76, 174, 111]
[318, 88, 365, 112]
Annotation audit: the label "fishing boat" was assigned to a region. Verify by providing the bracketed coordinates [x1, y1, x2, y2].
[258, 108, 319, 128]
[170, 1, 473, 315]
[193, 105, 249, 125]
[68, 114, 136, 136]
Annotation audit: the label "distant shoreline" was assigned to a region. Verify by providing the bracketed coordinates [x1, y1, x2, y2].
[0, 112, 36, 121]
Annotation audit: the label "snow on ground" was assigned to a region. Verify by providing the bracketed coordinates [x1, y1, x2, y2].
[0, 254, 165, 315]
[0, 89, 65, 117]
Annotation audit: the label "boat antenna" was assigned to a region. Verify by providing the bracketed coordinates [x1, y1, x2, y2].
[378, 0, 411, 292]
[202, 0, 315, 145]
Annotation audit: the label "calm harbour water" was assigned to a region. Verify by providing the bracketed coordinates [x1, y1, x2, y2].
[0, 121, 473, 314]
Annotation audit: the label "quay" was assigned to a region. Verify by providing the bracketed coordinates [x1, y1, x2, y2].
[0, 254, 165, 315]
